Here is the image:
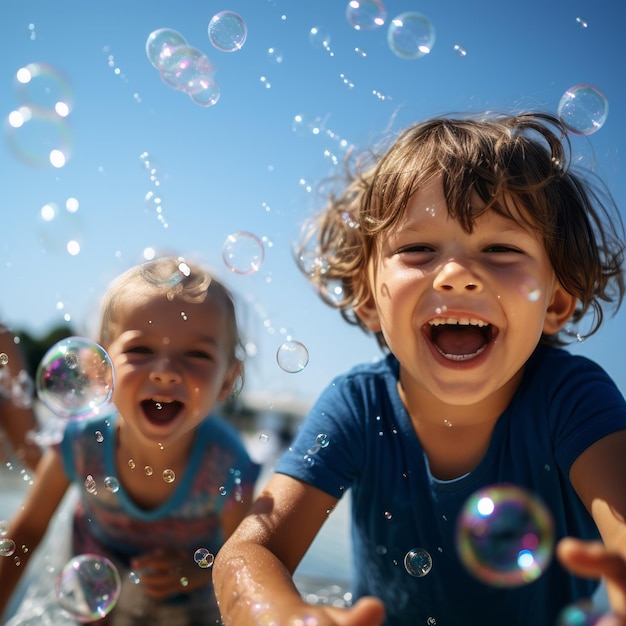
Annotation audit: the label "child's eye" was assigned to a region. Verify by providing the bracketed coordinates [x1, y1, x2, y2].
[396, 244, 435, 255]
[187, 350, 213, 360]
[484, 245, 522, 254]
[126, 346, 152, 354]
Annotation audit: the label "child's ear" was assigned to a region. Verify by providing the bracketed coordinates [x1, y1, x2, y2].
[354, 293, 382, 333]
[543, 282, 578, 335]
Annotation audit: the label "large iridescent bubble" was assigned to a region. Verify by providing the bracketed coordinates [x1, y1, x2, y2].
[456, 484, 554, 587]
[387, 12, 435, 59]
[346, 0, 387, 31]
[56, 554, 121, 622]
[208, 11, 247, 52]
[558, 84, 608, 136]
[36, 337, 114, 421]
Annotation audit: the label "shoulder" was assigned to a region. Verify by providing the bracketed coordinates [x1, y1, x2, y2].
[525, 344, 619, 390]
[324, 353, 399, 396]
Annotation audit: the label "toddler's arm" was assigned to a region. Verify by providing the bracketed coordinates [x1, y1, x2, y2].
[564, 429, 626, 620]
[0, 447, 70, 619]
[213, 473, 386, 626]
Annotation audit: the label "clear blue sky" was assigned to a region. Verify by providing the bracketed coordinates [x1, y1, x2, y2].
[2, 0, 625, 408]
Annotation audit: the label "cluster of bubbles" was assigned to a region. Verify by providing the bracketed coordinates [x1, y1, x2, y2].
[139, 151, 169, 229]
[145, 13, 246, 108]
[35, 337, 114, 421]
[341, 1, 436, 60]
[301, 433, 330, 468]
[456, 484, 554, 587]
[55, 554, 121, 622]
[193, 547, 215, 568]
[557, 83, 609, 135]
[145, 28, 219, 107]
[5, 62, 73, 167]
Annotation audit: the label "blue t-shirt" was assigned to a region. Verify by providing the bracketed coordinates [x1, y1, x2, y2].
[276, 344, 626, 626]
[59, 410, 260, 561]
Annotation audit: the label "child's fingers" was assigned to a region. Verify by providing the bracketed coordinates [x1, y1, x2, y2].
[557, 538, 626, 583]
[323, 597, 386, 626]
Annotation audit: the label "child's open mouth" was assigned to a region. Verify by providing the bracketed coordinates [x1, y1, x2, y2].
[141, 399, 184, 425]
[426, 317, 495, 361]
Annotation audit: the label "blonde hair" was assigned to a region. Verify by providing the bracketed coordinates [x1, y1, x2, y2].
[297, 111, 625, 350]
[99, 257, 243, 366]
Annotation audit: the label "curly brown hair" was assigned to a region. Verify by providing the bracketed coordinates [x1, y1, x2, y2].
[296, 112, 625, 351]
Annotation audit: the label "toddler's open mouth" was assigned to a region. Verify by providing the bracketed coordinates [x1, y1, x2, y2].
[426, 317, 495, 361]
[141, 399, 184, 425]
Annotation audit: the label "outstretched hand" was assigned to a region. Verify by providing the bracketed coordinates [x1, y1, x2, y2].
[557, 537, 626, 624]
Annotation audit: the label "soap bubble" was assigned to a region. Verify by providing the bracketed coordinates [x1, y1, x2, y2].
[387, 12, 435, 59]
[193, 548, 215, 568]
[55, 554, 121, 622]
[404, 548, 432, 577]
[346, 0, 387, 31]
[189, 78, 221, 107]
[208, 11, 247, 52]
[558, 84, 608, 136]
[15, 62, 73, 115]
[146, 28, 187, 70]
[276, 341, 309, 373]
[557, 599, 604, 625]
[36, 337, 114, 420]
[222, 231, 264, 274]
[5, 106, 72, 168]
[1, 538, 16, 557]
[456, 484, 554, 587]
[159, 46, 215, 93]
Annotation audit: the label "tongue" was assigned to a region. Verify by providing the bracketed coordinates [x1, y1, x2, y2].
[141, 400, 182, 425]
[432, 326, 487, 356]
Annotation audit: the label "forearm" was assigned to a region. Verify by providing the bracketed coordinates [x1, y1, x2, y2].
[0, 545, 34, 619]
[214, 541, 308, 625]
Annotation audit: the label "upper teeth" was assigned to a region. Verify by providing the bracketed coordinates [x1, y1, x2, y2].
[428, 317, 488, 327]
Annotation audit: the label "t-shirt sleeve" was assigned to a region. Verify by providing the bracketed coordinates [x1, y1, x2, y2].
[548, 352, 626, 473]
[275, 374, 367, 499]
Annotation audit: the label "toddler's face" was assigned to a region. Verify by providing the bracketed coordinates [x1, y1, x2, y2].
[359, 175, 574, 409]
[105, 288, 238, 447]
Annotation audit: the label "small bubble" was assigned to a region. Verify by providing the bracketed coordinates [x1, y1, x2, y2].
[276, 341, 309, 373]
[128, 459, 136, 469]
[0, 353, 8, 366]
[163, 469, 176, 483]
[180, 576, 189, 587]
[194, 548, 215, 568]
[129, 571, 141, 584]
[0, 538, 16, 557]
[219, 486, 227, 496]
[404, 548, 433, 577]
[315, 433, 330, 448]
[84, 475, 97, 494]
[95, 430, 104, 443]
[104, 476, 120, 493]
[258, 433, 270, 443]
[144, 465, 153, 476]
[384, 511, 392, 520]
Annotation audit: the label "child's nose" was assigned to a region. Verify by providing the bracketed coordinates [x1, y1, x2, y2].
[433, 260, 483, 292]
[149, 359, 182, 384]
